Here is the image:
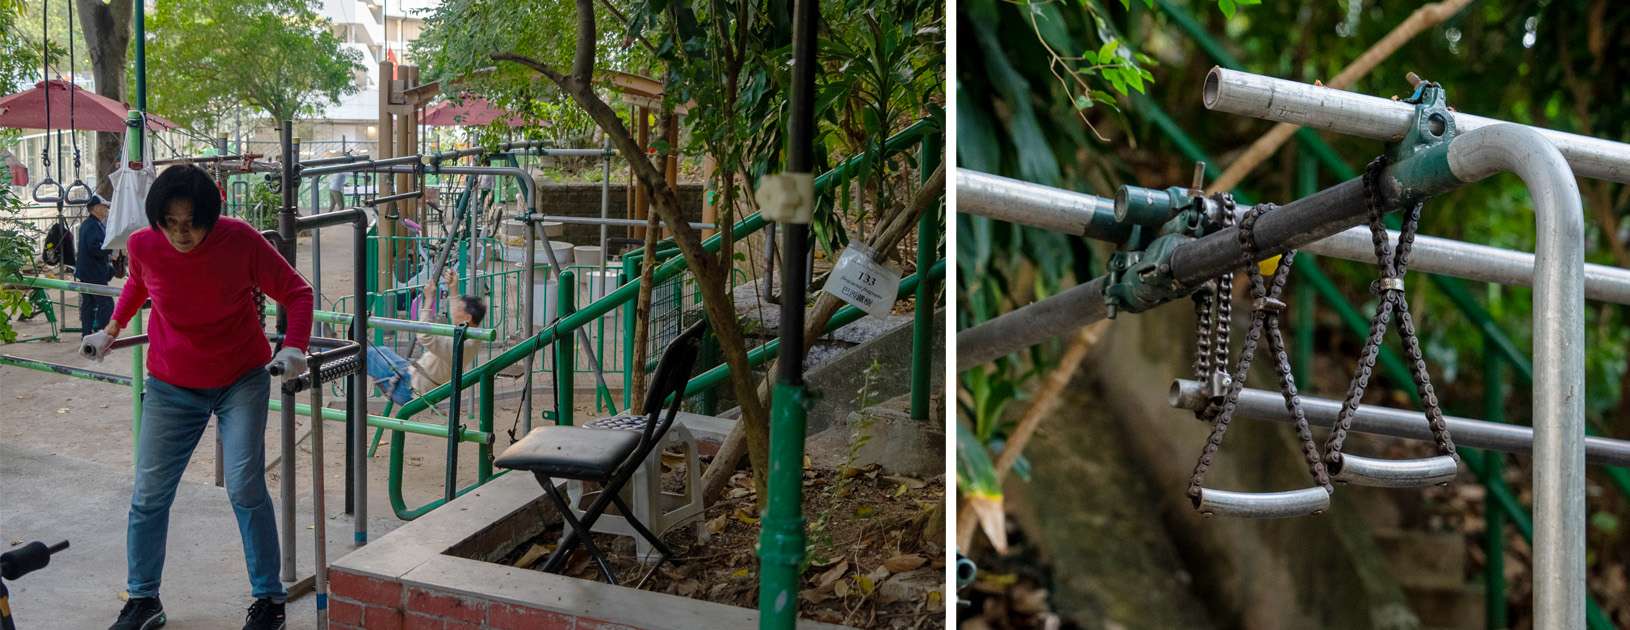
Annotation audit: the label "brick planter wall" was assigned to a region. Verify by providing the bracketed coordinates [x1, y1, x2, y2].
[326, 473, 850, 630]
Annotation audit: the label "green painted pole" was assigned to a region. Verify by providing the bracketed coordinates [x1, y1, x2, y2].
[1483, 339, 1508, 630]
[910, 134, 941, 420]
[556, 270, 575, 426]
[478, 373, 494, 482]
[0, 354, 132, 386]
[622, 256, 637, 411]
[760, 0, 817, 623]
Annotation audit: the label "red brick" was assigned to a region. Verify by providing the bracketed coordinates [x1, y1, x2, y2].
[331, 624, 358, 630]
[404, 611, 443, 630]
[364, 604, 405, 630]
[443, 620, 481, 630]
[331, 570, 404, 607]
[329, 598, 365, 626]
[406, 586, 488, 623]
[578, 620, 641, 630]
[487, 602, 577, 630]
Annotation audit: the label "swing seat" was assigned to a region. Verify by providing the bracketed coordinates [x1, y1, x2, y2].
[1330, 454, 1458, 488]
[1195, 486, 1331, 519]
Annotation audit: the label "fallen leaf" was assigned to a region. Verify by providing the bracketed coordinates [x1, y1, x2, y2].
[706, 514, 729, 534]
[55, 407, 69, 414]
[834, 578, 851, 598]
[732, 508, 759, 525]
[815, 560, 849, 588]
[727, 487, 753, 499]
[730, 567, 750, 578]
[854, 573, 877, 596]
[676, 579, 700, 596]
[800, 588, 834, 604]
[882, 474, 926, 489]
[883, 554, 926, 572]
[514, 543, 550, 569]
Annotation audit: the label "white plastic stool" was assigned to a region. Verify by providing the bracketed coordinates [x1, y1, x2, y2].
[566, 416, 705, 560]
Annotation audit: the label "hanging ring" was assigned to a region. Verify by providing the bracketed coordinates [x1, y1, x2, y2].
[32, 177, 63, 204]
[64, 179, 93, 205]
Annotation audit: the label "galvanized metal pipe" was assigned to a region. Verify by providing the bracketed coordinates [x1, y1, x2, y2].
[1169, 379, 1630, 467]
[1445, 125, 1587, 628]
[1202, 67, 1630, 184]
[956, 170, 1125, 240]
[1196, 487, 1330, 519]
[531, 215, 716, 230]
[951, 173, 1630, 305]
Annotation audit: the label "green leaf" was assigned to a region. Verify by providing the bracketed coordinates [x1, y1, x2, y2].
[1097, 39, 1119, 64]
[1218, 0, 1237, 19]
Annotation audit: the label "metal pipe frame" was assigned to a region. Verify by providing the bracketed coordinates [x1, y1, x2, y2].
[953, 171, 1630, 305]
[959, 123, 1590, 627]
[299, 154, 424, 178]
[362, 189, 424, 207]
[1202, 67, 1630, 184]
[1170, 380, 1630, 467]
[528, 214, 717, 230]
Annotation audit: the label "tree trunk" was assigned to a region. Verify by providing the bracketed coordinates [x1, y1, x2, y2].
[490, 0, 772, 499]
[698, 160, 945, 502]
[75, 0, 134, 197]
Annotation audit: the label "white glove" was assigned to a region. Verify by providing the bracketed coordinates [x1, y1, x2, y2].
[81, 331, 115, 362]
[268, 347, 308, 379]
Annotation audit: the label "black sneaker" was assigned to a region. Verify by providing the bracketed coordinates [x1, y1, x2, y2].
[109, 597, 166, 630]
[243, 598, 286, 630]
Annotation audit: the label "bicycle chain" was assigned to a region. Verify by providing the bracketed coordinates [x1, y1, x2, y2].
[1322, 155, 1459, 471]
[1191, 197, 1235, 419]
[1186, 198, 1331, 504]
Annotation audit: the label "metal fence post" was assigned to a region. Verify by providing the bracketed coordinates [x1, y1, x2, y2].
[910, 133, 940, 420]
[556, 270, 576, 426]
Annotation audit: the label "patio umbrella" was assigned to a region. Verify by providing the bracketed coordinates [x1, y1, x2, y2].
[0, 80, 177, 132]
[422, 96, 531, 127]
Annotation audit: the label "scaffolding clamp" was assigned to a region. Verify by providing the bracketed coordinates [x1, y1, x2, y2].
[1390, 75, 1457, 163]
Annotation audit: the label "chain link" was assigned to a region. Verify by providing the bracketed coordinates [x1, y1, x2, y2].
[1323, 156, 1459, 471]
[1192, 197, 1236, 419]
[1186, 199, 1331, 503]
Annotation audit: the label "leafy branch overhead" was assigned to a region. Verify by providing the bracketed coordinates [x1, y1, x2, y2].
[146, 0, 361, 130]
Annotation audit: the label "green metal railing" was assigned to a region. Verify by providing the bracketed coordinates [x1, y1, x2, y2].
[1146, 4, 1626, 626]
[382, 119, 937, 519]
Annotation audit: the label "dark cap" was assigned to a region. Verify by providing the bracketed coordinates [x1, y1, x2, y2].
[86, 193, 109, 209]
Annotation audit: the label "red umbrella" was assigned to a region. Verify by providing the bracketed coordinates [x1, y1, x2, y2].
[422, 96, 532, 127]
[0, 79, 178, 132]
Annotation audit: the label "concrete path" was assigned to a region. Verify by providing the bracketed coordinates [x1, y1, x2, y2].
[0, 443, 374, 630]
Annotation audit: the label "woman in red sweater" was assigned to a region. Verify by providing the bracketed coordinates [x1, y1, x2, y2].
[83, 165, 313, 630]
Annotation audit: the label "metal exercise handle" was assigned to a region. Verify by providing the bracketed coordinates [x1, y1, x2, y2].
[63, 179, 93, 205]
[1330, 453, 1458, 488]
[30, 178, 62, 204]
[1195, 487, 1331, 519]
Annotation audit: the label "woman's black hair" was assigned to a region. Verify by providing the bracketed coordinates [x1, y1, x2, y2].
[145, 164, 222, 231]
[459, 295, 488, 326]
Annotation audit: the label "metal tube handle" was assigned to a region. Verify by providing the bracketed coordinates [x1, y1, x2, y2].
[31, 178, 62, 204]
[1195, 487, 1331, 519]
[1330, 454, 1458, 488]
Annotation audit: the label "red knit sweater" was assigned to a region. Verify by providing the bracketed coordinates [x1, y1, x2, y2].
[111, 218, 313, 389]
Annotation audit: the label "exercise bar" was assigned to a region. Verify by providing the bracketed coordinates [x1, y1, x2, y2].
[954, 170, 1630, 305]
[362, 189, 424, 206]
[1169, 379, 1630, 468]
[1202, 67, 1630, 184]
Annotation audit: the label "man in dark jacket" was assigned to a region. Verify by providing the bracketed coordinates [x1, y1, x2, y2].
[75, 194, 116, 335]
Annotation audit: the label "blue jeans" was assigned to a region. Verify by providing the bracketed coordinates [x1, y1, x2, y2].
[365, 346, 415, 405]
[79, 292, 113, 334]
[128, 367, 286, 602]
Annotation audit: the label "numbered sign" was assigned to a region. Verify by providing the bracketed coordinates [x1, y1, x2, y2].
[829, 244, 902, 319]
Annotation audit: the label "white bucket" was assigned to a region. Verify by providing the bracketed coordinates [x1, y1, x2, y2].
[540, 221, 565, 238]
[547, 241, 574, 265]
[573, 245, 604, 266]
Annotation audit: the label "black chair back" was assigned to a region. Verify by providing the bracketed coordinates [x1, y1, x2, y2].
[636, 319, 708, 450]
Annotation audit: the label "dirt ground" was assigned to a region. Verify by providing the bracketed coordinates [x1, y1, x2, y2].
[497, 464, 948, 629]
